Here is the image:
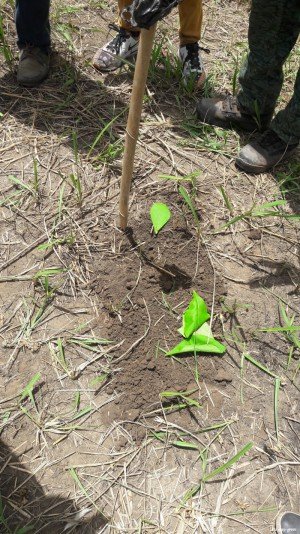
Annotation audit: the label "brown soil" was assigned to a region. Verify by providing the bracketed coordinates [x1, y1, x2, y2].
[91, 194, 226, 438]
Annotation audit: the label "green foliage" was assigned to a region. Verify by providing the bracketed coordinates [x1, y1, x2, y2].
[183, 442, 253, 503]
[179, 185, 199, 226]
[20, 373, 41, 405]
[69, 468, 107, 519]
[180, 291, 210, 338]
[218, 199, 300, 231]
[69, 172, 82, 205]
[0, 14, 14, 67]
[244, 353, 282, 439]
[166, 332, 226, 356]
[150, 202, 171, 234]
[38, 234, 75, 251]
[274, 377, 281, 442]
[166, 292, 226, 357]
[160, 389, 201, 409]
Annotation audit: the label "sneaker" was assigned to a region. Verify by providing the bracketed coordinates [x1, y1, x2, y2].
[236, 129, 299, 173]
[17, 46, 50, 87]
[276, 511, 300, 534]
[179, 42, 206, 90]
[196, 95, 272, 132]
[93, 24, 139, 72]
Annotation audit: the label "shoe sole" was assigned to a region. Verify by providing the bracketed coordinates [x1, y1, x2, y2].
[235, 157, 269, 174]
[196, 71, 206, 91]
[93, 50, 138, 73]
[17, 71, 49, 87]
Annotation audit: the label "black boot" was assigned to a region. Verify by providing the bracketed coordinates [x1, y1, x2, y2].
[236, 129, 299, 173]
[196, 95, 272, 132]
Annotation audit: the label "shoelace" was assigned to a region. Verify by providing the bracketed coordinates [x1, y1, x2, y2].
[107, 23, 131, 54]
[184, 43, 200, 71]
[184, 43, 209, 72]
[224, 96, 240, 113]
[21, 45, 46, 65]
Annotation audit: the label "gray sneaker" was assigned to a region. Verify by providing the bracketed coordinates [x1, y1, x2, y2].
[179, 42, 206, 90]
[93, 24, 139, 72]
[17, 46, 50, 87]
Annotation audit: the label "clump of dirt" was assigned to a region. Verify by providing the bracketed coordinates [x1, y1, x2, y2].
[91, 202, 227, 437]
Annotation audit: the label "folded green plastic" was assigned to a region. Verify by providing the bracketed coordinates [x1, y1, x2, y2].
[166, 332, 226, 356]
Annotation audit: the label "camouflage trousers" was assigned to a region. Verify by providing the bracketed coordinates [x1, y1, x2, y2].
[238, 0, 300, 144]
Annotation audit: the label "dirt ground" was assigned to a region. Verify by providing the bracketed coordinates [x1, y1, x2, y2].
[0, 1, 299, 533]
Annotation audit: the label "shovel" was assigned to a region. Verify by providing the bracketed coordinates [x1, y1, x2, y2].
[119, 0, 180, 230]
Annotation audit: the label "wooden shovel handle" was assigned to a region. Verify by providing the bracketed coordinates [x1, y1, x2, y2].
[119, 24, 157, 230]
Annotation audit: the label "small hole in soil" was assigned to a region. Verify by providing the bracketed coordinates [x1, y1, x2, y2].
[159, 263, 192, 293]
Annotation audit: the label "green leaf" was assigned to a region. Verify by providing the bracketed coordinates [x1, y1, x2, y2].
[69, 468, 107, 519]
[150, 202, 171, 234]
[166, 333, 226, 356]
[195, 322, 213, 337]
[181, 292, 210, 338]
[69, 406, 92, 422]
[90, 373, 109, 386]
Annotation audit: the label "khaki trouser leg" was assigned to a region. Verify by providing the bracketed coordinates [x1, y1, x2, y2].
[117, 0, 140, 31]
[117, 0, 203, 43]
[179, 0, 202, 46]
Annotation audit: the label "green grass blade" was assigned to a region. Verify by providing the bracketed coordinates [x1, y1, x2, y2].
[203, 442, 253, 482]
[274, 377, 281, 442]
[8, 175, 34, 194]
[69, 468, 107, 519]
[87, 108, 126, 156]
[178, 185, 199, 226]
[258, 326, 300, 333]
[244, 353, 278, 379]
[171, 440, 199, 450]
[20, 373, 41, 403]
[219, 185, 234, 215]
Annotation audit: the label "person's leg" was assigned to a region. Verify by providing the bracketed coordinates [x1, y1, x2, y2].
[235, 1, 300, 172]
[178, 0, 205, 88]
[238, 0, 300, 117]
[117, 0, 139, 32]
[236, 67, 299, 173]
[93, 1, 140, 72]
[16, 0, 51, 51]
[271, 69, 300, 144]
[178, 0, 202, 46]
[197, 0, 299, 133]
[16, 0, 51, 86]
